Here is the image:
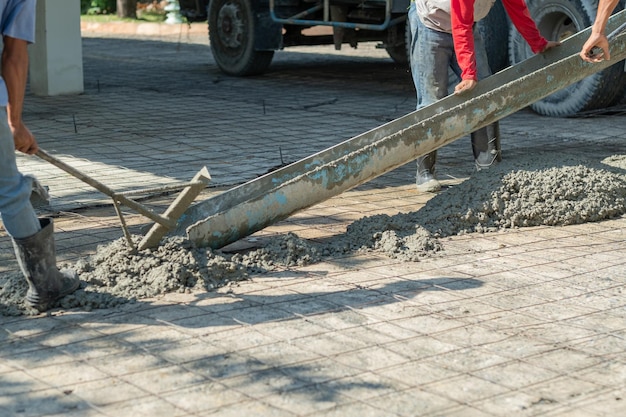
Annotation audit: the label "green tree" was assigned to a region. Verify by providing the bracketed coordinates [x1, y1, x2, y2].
[82, 0, 116, 14]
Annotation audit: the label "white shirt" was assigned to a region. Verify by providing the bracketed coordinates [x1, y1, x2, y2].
[414, 0, 496, 33]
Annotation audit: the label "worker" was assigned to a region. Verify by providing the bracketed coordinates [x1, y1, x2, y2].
[409, 0, 500, 192]
[580, 0, 620, 63]
[409, 0, 560, 193]
[0, 0, 80, 312]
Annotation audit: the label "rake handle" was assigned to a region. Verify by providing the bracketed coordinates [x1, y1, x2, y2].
[35, 149, 175, 228]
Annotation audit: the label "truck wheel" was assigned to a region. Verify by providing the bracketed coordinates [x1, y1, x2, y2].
[385, 20, 411, 65]
[208, 0, 274, 76]
[476, 1, 510, 73]
[509, 0, 626, 116]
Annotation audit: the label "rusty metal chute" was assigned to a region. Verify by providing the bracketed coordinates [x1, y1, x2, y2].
[174, 11, 626, 249]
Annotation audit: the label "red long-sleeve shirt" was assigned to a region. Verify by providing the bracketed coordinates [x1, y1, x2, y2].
[451, 0, 548, 81]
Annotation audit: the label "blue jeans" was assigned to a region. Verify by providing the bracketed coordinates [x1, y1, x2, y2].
[408, 3, 498, 173]
[0, 108, 40, 238]
[408, 2, 493, 108]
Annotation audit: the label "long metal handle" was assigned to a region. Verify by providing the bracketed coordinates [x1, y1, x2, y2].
[35, 149, 175, 228]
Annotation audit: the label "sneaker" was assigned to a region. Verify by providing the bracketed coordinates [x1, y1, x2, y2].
[474, 150, 500, 171]
[416, 170, 441, 193]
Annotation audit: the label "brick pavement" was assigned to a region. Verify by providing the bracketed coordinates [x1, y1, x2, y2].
[0, 22, 625, 417]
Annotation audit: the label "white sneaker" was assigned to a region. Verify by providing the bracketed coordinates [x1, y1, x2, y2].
[416, 171, 441, 193]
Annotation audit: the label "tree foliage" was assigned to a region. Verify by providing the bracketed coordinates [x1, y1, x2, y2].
[81, 0, 117, 15]
[81, 0, 165, 19]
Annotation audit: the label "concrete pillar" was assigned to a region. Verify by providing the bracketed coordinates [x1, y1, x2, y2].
[29, 0, 84, 96]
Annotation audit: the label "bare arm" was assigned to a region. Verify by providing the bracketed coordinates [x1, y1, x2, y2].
[580, 0, 620, 62]
[3, 35, 37, 154]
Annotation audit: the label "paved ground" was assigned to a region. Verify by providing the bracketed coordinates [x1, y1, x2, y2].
[1, 22, 625, 417]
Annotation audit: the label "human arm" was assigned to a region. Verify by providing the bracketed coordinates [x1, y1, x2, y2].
[450, 0, 478, 84]
[502, 0, 561, 53]
[453, 0, 560, 95]
[454, 79, 478, 94]
[501, 0, 553, 53]
[580, 0, 620, 62]
[2, 35, 37, 154]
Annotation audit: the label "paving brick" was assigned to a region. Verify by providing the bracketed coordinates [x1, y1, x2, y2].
[0, 22, 624, 417]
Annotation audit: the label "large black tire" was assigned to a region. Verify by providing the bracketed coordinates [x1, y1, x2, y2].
[208, 0, 274, 76]
[385, 20, 411, 65]
[509, 0, 626, 116]
[476, 1, 510, 73]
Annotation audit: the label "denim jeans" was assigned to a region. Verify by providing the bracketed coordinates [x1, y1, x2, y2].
[0, 107, 40, 238]
[408, 2, 493, 109]
[409, 2, 499, 173]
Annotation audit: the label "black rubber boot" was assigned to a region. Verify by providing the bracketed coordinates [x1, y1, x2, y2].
[471, 122, 502, 171]
[12, 218, 80, 312]
[416, 151, 441, 193]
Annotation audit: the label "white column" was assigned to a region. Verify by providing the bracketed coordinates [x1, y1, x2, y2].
[29, 0, 84, 96]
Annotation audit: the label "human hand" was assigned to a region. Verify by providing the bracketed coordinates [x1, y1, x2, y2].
[454, 79, 477, 95]
[541, 40, 561, 52]
[12, 122, 38, 155]
[580, 33, 610, 63]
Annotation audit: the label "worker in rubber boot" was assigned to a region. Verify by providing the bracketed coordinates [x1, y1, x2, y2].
[580, 0, 620, 63]
[409, 0, 560, 193]
[0, 0, 80, 312]
[409, 0, 501, 192]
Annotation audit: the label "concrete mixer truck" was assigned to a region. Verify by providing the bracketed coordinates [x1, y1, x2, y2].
[177, 0, 626, 116]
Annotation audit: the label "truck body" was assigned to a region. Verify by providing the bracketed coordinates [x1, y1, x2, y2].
[178, 0, 626, 116]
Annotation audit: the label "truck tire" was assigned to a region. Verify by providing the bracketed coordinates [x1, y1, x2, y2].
[385, 20, 411, 65]
[509, 0, 626, 116]
[476, 1, 510, 73]
[208, 0, 274, 76]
